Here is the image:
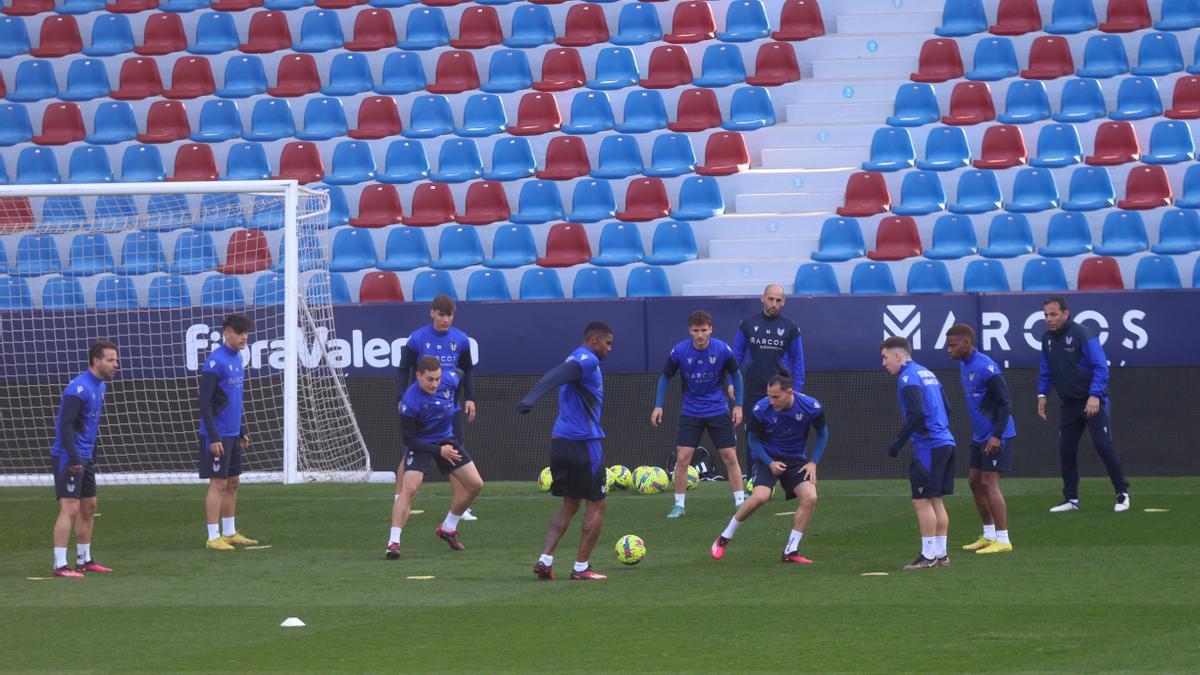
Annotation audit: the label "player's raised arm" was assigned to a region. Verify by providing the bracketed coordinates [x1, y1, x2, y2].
[515, 360, 584, 413]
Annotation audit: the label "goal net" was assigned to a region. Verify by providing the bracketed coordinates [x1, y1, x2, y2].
[0, 180, 370, 485]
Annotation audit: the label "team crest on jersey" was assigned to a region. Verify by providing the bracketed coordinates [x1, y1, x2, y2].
[687, 358, 693, 364]
[708, 355, 717, 364]
[969, 372, 975, 381]
[753, 325, 759, 332]
[1065, 336, 1073, 345]
[777, 328, 785, 336]
[449, 342, 458, 351]
[795, 412, 803, 421]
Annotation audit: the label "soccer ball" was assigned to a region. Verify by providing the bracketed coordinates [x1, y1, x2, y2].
[744, 474, 776, 496]
[686, 465, 700, 491]
[607, 465, 633, 491]
[615, 534, 646, 565]
[537, 467, 552, 492]
[636, 467, 669, 495]
[632, 466, 652, 489]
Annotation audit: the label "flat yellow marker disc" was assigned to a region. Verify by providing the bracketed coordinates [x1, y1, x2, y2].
[861, 572, 889, 577]
[1144, 508, 1170, 513]
[26, 577, 53, 581]
[243, 545, 273, 550]
[410, 510, 424, 515]
[773, 511, 796, 516]
[406, 575, 435, 580]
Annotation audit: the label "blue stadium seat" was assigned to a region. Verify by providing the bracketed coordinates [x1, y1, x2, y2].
[980, 213, 1035, 257]
[0, 104, 34, 146]
[1039, 211, 1093, 256]
[60, 0, 106, 14]
[963, 259, 1011, 292]
[644, 220, 697, 264]
[1094, 211, 1149, 255]
[811, 216, 866, 262]
[378, 139, 430, 183]
[64, 233, 114, 276]
[1134, 255, 1182, 288]
[455, 94, 507, 137]
[215, 56, 268, 98]
[887, 83, 940, 126]
[0, 240, 7, 274]
[1076, 35, 1129, 78]
[377, 52, 428, 94]
[200, 274, 244, 308]
[693, 44, 747, 87]
[269, 229, 325, 273]
[937, 0, 987, 36]
[588, 47, 641, 90]
[43, 196, 87, 228]
[916, 126, 971, 170]
[966, 37, 1019, 81]
[568, 178, 617, 223]
[119, 144, 165, 182]
[430, 139, 483, 183]
[94, 194, 138, 228]
[191, 99, 242, 142]
[163, 0, 212, 12]
[1131, 32, 1183, 76]
[612, 3, 663, 45]
[224, 142, 272, 181]
[1053, 78, 1106, 122]
[398, 8, 450, 51]
[189, 12, 239, 56]
[505, 5, 555, 48]
[564, 91, 616, 134]
[892, 171, 946, 216]
[317, 183, 349, 227]
[645, 133, 697, 178]
[378, 226, 431, 270]
[84, 14, 134, 57]
[998, 80, 1051, 124]
[253, 273, 285, 306]
[294, 10, 345, 53]
[1045, 0, 1098, 34]
[592, 134, 644, 179]
[322, 53, 373, 96]
[248, 195, 284, 231]
[850, 261, 896, 294]
[484, 224, 537, 268]
[115, 231, 166, 275]
[329, 227, 378, 272]
[466, 269, 511, 301]
[1157, 0, 1200, 30]
[1030, 123, 1083, 167]
[62, 58, 111, 101]
[403, 95, 455, 139]
[147, 193, 195, 230]
[1062, 166, 1115, 211]
[9, 59, 57, 102]
[519, 268, 565, 300]
[1143, 119, 1195, 164]
[924, 214, 978, 259]
[95, 276, 140, 309]
[148, 275, 192, 308]
[573, 267, 618, 299]
[412, 270, 457, 302]
[16, 146, 61, 184]
[195, 193, 244, 231]
[1194, 259, 1200, 288]
[0, 15, 30, 58]
[479, 49, 532, 94]
[722, 86, 775, 131]
[243, 98, 296, 142]
[296, 96, 348, 141]
[0, 276, 32, 309]
[591, 221, 644, 266]
[168, 230, 218, 274]
[305, 271, 351, 305]
[430, 225, 484, 270]
[85, 102, 137, 145]
[370, 0, 419, 7]
[1004, 168, 1059, 212]
[906, 260, 953, 293]
[512, 179, 565, 223]
[482, 137, 535, 181]
[948, 169, 1002, 214]
[626, 265, 671, 297]
[615, 90, 668, 133]
[719, 0, 770, 42]
[1153, 208, 1200, 253]
[792, 262, 840, 295]
[671, 176, 725, 220]
[326, 141, 376, 185]
[1175, 164, 1200, 207]
[1111, 77, 1163, 120]
[863, 127, 915, 172]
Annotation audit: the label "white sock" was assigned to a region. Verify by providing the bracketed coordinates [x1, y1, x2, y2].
[934, 535, 947, 558]
[394, 494, 400, 502]
[996, 529, 1010, 545]
[721, 516, 741, 540]
[538, 554, 553, 567]
[441, 512, 461, 531]
[221, 516, 236, 536]
[982, 523, 996, 541]
[573, 560, 589, 573]
[733, 490, 745, 506]
[76, 543, 91, 564]
[921, 537, 935, 559]
[784, 530, 803, 555]
[54, 547, 68, 568]
[674, 493, 685, 508]
[207, 523, 220, 541]
[389, 527, 401, 544]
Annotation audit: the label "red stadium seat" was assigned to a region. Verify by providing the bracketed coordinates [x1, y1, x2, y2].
[0, 197, 35, 233]
[169, 143, 219, 181]
[640, 45, 693, 89]
[451, 6, 502, 49]
[507, 93, 562, 136]
[697, 131, 750, 176]
[351, 184, 404, 227]
[537, 222, 592, 267]
[0, 72, 6, 99]
[536, 136, 591, 180]
[404, 183, 457, 227]
[424, 0, 469, 6]
[106, 0, 157, 13]
[268, 54, 320, 97]
[746, 42, 801, 86]
[1165, 76, 1200, 119]
[773, 0, 825, 41]
[616, 178, 670, 221]
[359, 272, 405, 302]
[665, 1, 716, 44]
[535, 48, 586, 92]
[317, 0, 365, 8]
[989, 0, 1041, 35]
[867, 215, 923, 260]
[240, 11, 292, 54]
[974, 124, 1027, 169]
[29, 15, 81, 58]
[3, 0, 54, 16]
[456, 181, 511, 225]
[163, 57, 215, 100]
[669, 88, 722, 132]
[32, 103, 85, 146]
[558, 4, 609, 47]
[219, 230, 272, 274]
[1020, 36, 1073, 80]
[426, 50, 480, 95]
[527, 0, 566, 4]
[109, 57, 163, 100]
[1076, 256, 1125, 289]
[837, 171, 891, 217]
[137, 100, 190, 143]
[1117, 165, 1172, 209]
[348, 96, 402, 139]
[211, 0, 261, 10]
[1099, 0, 1151, 33]
[345, 9, 397, 51]
[910, 39, 964, 83]
[1086, 122, 1140, 165]
[941, 81, 995, 125]
[135, 13, 186, 56]
[274, 142, 324, 184]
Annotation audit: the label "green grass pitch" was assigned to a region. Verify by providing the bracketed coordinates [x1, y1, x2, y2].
[3, 477, 1197, 673]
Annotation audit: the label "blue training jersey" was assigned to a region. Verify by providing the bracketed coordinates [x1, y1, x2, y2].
[408, 324, 471, 371]
[50, 370, 106, 461]
[960, 351, 1017, 444]
[553, 346, 605, 440]
[198, 343, 245, 439]
[748, 393, 824, 461]
[400, 369, 460, 444]
[663, 337, 737, 418]
[897, 360, 956, 454]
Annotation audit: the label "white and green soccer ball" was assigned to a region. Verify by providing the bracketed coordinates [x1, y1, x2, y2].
[537, 467, 552, 492]
[686, 465, 700, 491]
[615, 534, 646, 565]
[607, 465, 633, 491]
[636, 467, 669, 495]
[632, 466, 652, 489]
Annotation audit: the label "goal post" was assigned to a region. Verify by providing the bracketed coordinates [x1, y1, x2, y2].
[0, 180, 370, 485]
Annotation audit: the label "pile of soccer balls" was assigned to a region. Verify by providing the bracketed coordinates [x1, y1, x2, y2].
[536, 464, 699, 495]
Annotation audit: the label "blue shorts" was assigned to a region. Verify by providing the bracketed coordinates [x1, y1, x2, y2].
[969, 438, 1013, 473]
[676, 414, 737, 450]
[53, 457, 96, 500]
[751, 458, 811, 501]
[549, 438, 606, 502]
[404, 443, 473, 475]
[910, 445, 955, 499]
[198, 436, 244, 479]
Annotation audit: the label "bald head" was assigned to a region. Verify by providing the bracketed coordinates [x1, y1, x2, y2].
[761, 284, 785, 317]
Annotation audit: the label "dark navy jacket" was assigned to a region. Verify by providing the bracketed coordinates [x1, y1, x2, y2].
[1038, 320, 1109, 402]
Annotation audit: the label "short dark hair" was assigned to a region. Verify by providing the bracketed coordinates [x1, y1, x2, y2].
[431, 294, 455, 315]
[584, 321, 613, 339]
[1043, 296, 1069, 312]
[222, 314, 252, 334]
[88, 340, 118, 365]
[767, 370, 793, 390]
[945, 323, 976, 344]
[416, 355, 442, 374]
[880, 336, 912, 354]
[687, 310, 712, 328]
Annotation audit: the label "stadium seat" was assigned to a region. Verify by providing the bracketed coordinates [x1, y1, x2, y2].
[8, 59, 58, 102]
[611, 2, 661, 45]
[361, 271, 407, 302]
[1111, 76, 1163, 120]
[911, 38, 964, 83]
[63, 233, 114, 277]
[479, 49, 532, 94]
[572, 267, 618, 299]
[1021, 35, 1074, 79]
[465, 270, 511, 301]
[42, 196, 87, 229]
[0, 15, 30, 58]
[321, 53, 373, 96]
[1055, 77, 1107, 122]
[168, 230, 218, 274]
[867, 215, 922, 260]
[218, 230, 272, 274]
[1133, 255, 1181, 289]
[837, 171, 891, 217]
[998, 80, 1051, 124]
[192, 193, 242, 232]
[170, 143, 219, 181]
[558, 3, 608, 47]
[1004, 167, 1059, 212]
[774, 0, 824, 40]
[1062, 166, 1115, 211]
[249, 272, 284, 306]
[625, 265, 671, 297]
[1166, 75, 1200, 118]
[906, 260, 953, 293]
[293, 96, 347, 140]
[811, 216, 866, 262]
[1022, 256, 1069, 290]
[637, 220, 694, 265]
[966, 37, 1019, 81]
[863, 127, 915, 172]
[346, 96, 401, 140]
[427, 138, 481, 183]
[1099, 0, 1152, 33]
[274, 141, 324, 184]
[590, 221, 644, 266]
[1039, 211, 1093, 256]
[482, 137, 535, 181]
[403, 95, 455, 138]
[109, 57, 164, 100]
[1143, 119, 1195, 164]
[917, 126, 971, 170]
[980, 213, 1035, 257]
[350, 183, 404, 226]
[947, 169, 1002, 214]
[696, 131, 750, 175]
[376, 52, 427, 94]
[451, 6, 502, 48]
[645, 133, 696, 178]
[519, 268, 565, 300]
[508, 92, 561, 135]
[975, 124, 1027, 169]
[1077, 34, 1130, 78]
[305, 271, 351, 305]
[1030, 123, 1083, 167]
[937, 0, 987, 37]
[1177, 163, 1200, 207]
[267, 54, 320, 97]
[62, 58, 112, 102]
[534, 47, 586, 92]
[149, 193, 198, 230]
[484, 224, 537, 268]
[112, 231, 165, 275]
[963, 259, 1010, 291]
[1077, 256, 1125, 289]
[456, 180, 510, 225]
[941, 81, 995, 125]
[792, 262, 839, 295]
[1157, 0, 1200, 30]
[0, 276, 32, 309]
[15, 146, 61, 184]
[136, 12, 186, 56]
[991, 0, 1042, 35]
[223, 142, 271, 181]
[66, 146, 114, 183]
[614, 177, 669, 221]
[31, 15, 82, 58]
[404, 182, 457, 227]
[850, 261, 897, 294]
[427, 50, 480, 95]
[892, 171, 946, 216]
[671, 176, 724, 220]
[454, 94, 507, 137]
[887, 83, 939, 126]
[505, 5, 554, 48]
[719, 0, 769, 42]
[665, 1, 715, 43]
[617, 89, 669, 133]
[146, 274, 191, 308]
[12, 233, 61, 276]
[399, 8, 449, 50]
[1132, 32, 1183, 75]
[83, 15, 133, 59]
[924, 214, 978, 258]
[95, 275, 140, 309]
[567, 178, 617, 222]
[1045, 0, 1097, 33]
[723, 86, 776, 130]
[216, 56, 268, 98]
[538, 222, 592, 267]
[537, 135, 590, 180]
[1118, 165, 1172, 209]
[293, 10, 344, 52]
[564, 91, 616, 134]
[162, 56, 215, 100]
[240, 11, 292, 53]
[1094, 211, 1149, 254]
[668, 88, 721, 132]
[324, 140, 375, 185]
[188, 12, 238, 56]
[511, 179, 565, 223]
[0, 104, 33, 146]
[345, 8, 396, 51]
[641, 45, 693, 88]
[329, 227, 378, 272]
[1153, 208, 1200, 252]
[137, 100, 190, 143]
[746, 42, 800, 86]
[1086, 121, 1140, 165]
[586, 47, 640, 90]
[377, 226, 431, 270]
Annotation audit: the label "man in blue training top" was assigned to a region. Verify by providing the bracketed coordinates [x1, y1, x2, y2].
[651, 310, 745, 517]
[946, 324, 1016, 555]
[710, 371, 827, 565]
[395, 294, 478, 520]
[50, 340, 119, 578]
[1037, 296, 1130, 513]
[517, 322, 613, 581]
[882, 336, 956, 570]
[387, 356, 484, 559]
[197, 314, 258, 551]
